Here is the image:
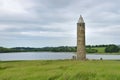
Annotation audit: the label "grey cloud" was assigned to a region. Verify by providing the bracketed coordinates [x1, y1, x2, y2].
[34, 0, 74, 9]
[0, 0, 120, 47]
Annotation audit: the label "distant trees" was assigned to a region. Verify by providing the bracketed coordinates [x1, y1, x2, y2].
[42, 46, 76, 52]
[86, 45, 108, 48]
[105, 45, 120, 53]
[0, 46, 77, 53]
[0, 47, 12, 53]
[0, 44, 119, 53]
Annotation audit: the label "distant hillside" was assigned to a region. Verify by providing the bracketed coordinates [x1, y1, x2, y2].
[0, 44, 120, 54]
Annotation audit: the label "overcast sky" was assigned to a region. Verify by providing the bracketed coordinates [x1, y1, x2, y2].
[0, 0, 120, 47]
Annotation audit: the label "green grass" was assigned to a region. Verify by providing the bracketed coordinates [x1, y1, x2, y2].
[86, 47, 106, 53]
[0, 60, 120, 80]
[92, 47, 106, 53]
[91, 47, 120, 54]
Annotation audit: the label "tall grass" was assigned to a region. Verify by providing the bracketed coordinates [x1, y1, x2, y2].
[0, 60, 120, 80]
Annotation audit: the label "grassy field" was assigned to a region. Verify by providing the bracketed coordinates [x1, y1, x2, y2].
[0, 60, 120, 80]
[91, 47, 120, 54]
[86, 47, 106, 53]
[92, 47, 106, 53]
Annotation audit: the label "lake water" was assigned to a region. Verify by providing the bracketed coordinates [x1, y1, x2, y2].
[0, 52, 120, 61]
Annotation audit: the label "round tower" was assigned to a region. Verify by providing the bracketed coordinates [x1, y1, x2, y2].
[77, 15, 86, 60]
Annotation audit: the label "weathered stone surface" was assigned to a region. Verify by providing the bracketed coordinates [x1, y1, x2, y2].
[77, 15, 86, 60]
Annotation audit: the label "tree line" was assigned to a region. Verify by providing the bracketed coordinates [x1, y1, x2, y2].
[0, 44, 119, 53]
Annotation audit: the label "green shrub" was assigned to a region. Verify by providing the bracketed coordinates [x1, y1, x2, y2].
[105, 45, 119, 53]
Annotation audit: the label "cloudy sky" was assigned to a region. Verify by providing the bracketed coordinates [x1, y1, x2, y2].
[0, 0, 120, 47]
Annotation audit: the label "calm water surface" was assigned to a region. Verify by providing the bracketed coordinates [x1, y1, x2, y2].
[0, 52, 120, 61]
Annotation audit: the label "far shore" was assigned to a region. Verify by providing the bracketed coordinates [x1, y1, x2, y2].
[0, 51, 120, 55]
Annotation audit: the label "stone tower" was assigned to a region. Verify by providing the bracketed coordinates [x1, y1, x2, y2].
[77, 15, 86, 60]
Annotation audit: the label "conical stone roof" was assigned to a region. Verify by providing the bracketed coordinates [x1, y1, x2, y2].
[78, 15, 84, 23]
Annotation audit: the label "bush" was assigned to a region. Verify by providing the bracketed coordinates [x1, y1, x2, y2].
[105, 45, 119, 53]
